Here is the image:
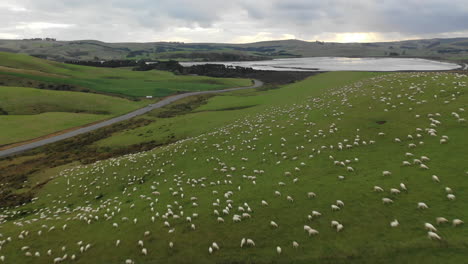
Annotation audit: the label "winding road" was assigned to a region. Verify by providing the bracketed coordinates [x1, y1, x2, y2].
[0, 80, 263, 158]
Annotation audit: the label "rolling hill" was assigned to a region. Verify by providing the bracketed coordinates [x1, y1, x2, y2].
[0, 71, 466, 263]
[1, 37, 468, 62]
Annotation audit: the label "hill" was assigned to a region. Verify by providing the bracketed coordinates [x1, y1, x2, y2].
[0, 71, 466, 263]
[0, 52, 252, 98]
[1, 37, 468, 62]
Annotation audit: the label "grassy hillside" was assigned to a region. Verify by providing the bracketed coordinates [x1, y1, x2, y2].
[0, 52, 252, 98]
[0, 71, 466, 263]
[2, 37, 468, 61]
[0, 86, 150, 145]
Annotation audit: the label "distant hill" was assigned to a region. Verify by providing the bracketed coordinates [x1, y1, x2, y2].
[1, 37, 468, 62]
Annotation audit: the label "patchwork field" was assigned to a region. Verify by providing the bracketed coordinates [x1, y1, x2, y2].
[0, 71, 466, 264]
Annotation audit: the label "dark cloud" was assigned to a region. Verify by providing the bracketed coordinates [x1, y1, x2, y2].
[1, 0, 467, 42]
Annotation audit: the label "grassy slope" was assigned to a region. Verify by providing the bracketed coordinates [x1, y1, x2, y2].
[0, 52, 252, 98]
[0, 71, 466, 263]
[95, 72, 377, 148]
[0, 86, 149, 145]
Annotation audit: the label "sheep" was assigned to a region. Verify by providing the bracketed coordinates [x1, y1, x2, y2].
[445, 187, 453, 193]
[275, 191, 281, 196]
[331, 205, 340, 211]
[307, 192, 316, 198]
[390, 188, 400, 195]
[336, 224, 344, 232]
[447, 194, 456, 200]
[261, 200, 269, 206]
[141, 248, 148, 255]
[125, 260, 134, 264]
[420, 164, 429, 170]
[311, 210, 322, 217]
[240, 238, 246, 248]
[270, 221, 279, 228]
[287, 196, 294, 202]
[276, 246, 282, 254]
[336, 200, 345, 207]
[346, 166, 354, 172]
[246, 239, 255, 247]
[453, 219, 464, 226]
[390, 219, 399, 227]
[382, 171, 392, 176]
[400, 183, 407, 191]
[417, 202, 428, 209]
[432, 175, 440, 183]
[382, 198, 394, 204]
[402, 161, 411, 166]
[212, 242, 219, 251]
[217, 217, 224, 223]
[436, 217, 448, 225]
[424, 223, 437, 232]
[331, 221, 340, 227]
[292, 241, 299, 248]
[427, 231, 441, 240]
[308, 228, 319, 236]
[209, 247, 213, 254]
[374, 186, 384, 192]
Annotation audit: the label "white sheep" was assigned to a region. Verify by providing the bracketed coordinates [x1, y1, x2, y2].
[436, 217, 448, 225]
[417, 202, 428, 209]
[292, 241, 299, 248]
[400, 183, 407, 191]
[382, 171, 392, 176]
[308, 228, 319, 236]
[427, 231, 441, 240]
[432, 175, 440, 182]
[276, 246, 282, 254]
[453, 219, 464, 226]
[447, 194, 455, 200]
[424, 223, 437, 232]
[307, 192, 316, 198]
[336, 200, 345, 207]
[331, 205, 340, 211]
[390, 219, 399, 227]
[270, 221, 278, 228]
[382, 198, 394, 204]
[390, 188, 400, 195]
[374, 186, 384, 192]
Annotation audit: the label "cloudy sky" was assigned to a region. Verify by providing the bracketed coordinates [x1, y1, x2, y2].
[1, 0, 468, 43]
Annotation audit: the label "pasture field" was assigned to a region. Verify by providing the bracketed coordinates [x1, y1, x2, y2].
[0, 86, 149, 146]
[0, 52, 252, 98]
[0, 71, 467, 264]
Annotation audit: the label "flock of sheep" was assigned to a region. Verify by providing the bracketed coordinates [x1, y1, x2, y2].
[0, 72, 466, 263]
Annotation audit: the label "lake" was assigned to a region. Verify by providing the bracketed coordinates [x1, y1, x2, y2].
[180, 57, 460, 72]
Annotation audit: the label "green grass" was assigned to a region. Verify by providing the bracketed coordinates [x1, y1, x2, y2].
[0, 52, 252, 98]
[95, 72, 379, 149]
[0, 86, 149, 145]
[0, 71, 467, 264]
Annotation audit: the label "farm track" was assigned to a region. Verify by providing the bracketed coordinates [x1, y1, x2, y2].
[0, 80, 263, 158]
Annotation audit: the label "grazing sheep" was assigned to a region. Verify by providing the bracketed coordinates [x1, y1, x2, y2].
[382, 198, 394, 204]
[390, 219, 399, 227]
[453, 219, 464, 226]
[125, 259, 134, 264]
[331, 221, 339, 227]
[240, 238, 246, 248]
[209, 247, 213, 254]
[424, 223, 437, 232]
[261, 200, 269, 206]
[432, 175, 440, 182]
[141, 248, 148, 255]
[336, 200, 345, 207]
[417, 202, 428, 209]
[212, 242, 219, 251]
[420, 164, 429, 170]
[436, 217, 448, 225]
[270, 221, 279, 228]
[287, 196, 294, 202]
[400, 183, 407, 191]
[445, 187, 453, 193]
[447, 194, 456, 200]
[307, 192, 316, 198]
[382, 171, 392, 176]
[331, 205, 340, 211]
[276, 246, 282, 254]
[427, 231, 441, 240]
[390, 188, 400, 195]
[312, 210, 322, 217]
[336, 224, 344, 232]
[308, 228, 319, 236]
[246, 239, 255, 247]
[374, 186, 384, 192]
[292, 241, 299, 248]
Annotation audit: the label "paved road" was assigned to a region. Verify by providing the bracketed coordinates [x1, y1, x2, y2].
[0, 80, 263, 158]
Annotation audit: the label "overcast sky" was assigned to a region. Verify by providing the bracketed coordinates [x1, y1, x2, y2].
[1, 0, 468, 43]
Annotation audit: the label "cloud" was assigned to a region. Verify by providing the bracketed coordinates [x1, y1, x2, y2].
[1, 0, 467, 43]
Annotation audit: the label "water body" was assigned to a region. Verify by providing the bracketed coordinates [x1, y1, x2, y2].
[181, 57, 460, 72]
